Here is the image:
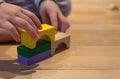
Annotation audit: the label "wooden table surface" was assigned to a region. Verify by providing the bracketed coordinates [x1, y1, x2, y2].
[1, 0, 120, 79]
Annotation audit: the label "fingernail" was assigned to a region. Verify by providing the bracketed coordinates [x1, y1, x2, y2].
[36, 34, 40, 39]
[39, 25, 42, 29]
[33, 33, 40, 39]
[63, 30, 66, 33]
[61, 30, 66, 33]
[16, 38, 20, 42]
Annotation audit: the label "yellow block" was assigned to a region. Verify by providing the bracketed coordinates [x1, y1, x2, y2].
[21, 24, 55, 49]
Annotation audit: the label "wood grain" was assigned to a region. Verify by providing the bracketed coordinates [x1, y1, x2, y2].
[1, 0, 120, 79]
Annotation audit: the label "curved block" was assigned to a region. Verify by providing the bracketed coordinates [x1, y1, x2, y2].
[21, 24, 55, 49]
[51, 32, 70, 55]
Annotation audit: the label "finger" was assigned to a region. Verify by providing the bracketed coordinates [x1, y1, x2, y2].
[61, 22, 70, 32]
[49, 12, 58, 31]
[14, 26, 22, 35]
[40, 11, 50, 24]
[16, 12, 39, 32]
[9, 16, 40, 39]
[0, 21, 20, 42]
[58, 14, 69, 32]
[21, 9, 42, 29]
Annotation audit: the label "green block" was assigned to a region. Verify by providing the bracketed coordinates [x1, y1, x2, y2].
[17, 39, 51, 58]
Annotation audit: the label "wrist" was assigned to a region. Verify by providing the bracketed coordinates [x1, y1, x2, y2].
[39, 0, 56, 7]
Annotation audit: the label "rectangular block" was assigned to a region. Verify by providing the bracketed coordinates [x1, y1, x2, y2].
[18, 50, 51, 65]
[17, 39, 51, 58]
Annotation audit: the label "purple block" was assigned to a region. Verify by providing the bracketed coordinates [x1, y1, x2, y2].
[18, 50, 51, 65]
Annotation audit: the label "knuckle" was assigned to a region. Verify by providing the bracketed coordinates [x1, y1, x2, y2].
[59, 15, 68, 24]
[29, 13, 36, 18]
[7, 26, 14, 31]
[21, 21, 28, 26]
[0, 20, 4, 26]
[62, 19, 68, 24]
[29, 20, 34, 25]
[0, 20, 6, 27]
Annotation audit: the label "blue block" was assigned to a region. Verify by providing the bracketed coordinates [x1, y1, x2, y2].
[18, 50, 51, 65]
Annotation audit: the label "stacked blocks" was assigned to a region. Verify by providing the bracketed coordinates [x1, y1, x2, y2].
[17, 24, 70, 65]
[17, 24, 55, 65]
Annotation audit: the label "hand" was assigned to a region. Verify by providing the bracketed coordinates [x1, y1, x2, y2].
[0, 3, 42, 42]
[39, 0, 70, 32]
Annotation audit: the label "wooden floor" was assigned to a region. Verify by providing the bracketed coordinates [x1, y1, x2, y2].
[1, 0, 120, 79]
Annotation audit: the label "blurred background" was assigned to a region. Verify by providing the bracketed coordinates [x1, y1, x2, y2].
[68, 0, 120, 46]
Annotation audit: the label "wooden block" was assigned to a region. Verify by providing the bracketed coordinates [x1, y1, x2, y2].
[17, 39, 51, 58]
[18, 50, 51, 65]
[21, 24, 55, 49]
[51, 32, 70, 55]
[108, 4, 119, 11]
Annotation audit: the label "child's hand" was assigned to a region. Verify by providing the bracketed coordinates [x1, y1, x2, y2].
[0, 3, 41, 42]
[39, 0, 70, 32]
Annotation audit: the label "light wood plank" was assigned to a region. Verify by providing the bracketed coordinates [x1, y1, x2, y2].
[31, 70, 120, 79]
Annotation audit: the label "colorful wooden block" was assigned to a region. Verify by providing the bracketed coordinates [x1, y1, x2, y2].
[17, 39, 51, 58]
[51, 32, 70, 55]
[18, 50, 51, 65]
[21, 24, 55, 49]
